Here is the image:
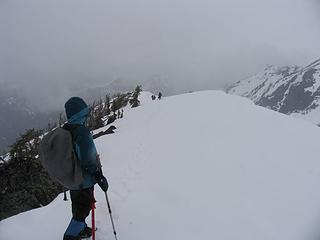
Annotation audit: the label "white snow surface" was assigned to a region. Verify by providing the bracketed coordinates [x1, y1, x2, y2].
[227, 60, 320, 125]
[2, 91, 320, 240]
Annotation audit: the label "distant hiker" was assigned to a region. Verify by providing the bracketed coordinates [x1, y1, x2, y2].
[151, 95, 156, 100]
[158, 92, 162, 100]
[62, 97, 109, 240]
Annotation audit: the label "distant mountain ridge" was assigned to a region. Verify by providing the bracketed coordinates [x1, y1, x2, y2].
[77, 76, 177, 103]
[0, 85, 57, 152]
[226, 59, 320, 124]
[0, 77, 174, 152]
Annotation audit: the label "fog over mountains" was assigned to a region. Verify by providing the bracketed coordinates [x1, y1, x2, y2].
[1, 0, 320, 151]
[0, 78, 176, 152]
[2, 57, 320, 152]
[1, 0, 319, 105]
[0, 85, 54, 153]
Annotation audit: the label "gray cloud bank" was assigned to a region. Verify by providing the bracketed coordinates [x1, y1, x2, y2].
[0, 0, 319, 111]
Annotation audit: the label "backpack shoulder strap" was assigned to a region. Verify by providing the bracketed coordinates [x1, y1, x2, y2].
[62, 123, 83, 160]
[62, 123, 82, 141]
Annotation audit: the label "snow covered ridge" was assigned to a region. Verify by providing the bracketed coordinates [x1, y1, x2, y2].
[2, 91, 320, 240]
[226, 59, 320, 125]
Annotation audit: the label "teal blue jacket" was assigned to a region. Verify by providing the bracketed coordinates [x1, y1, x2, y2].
[72, 124, 97, 190]
[65, 108, 98, 190]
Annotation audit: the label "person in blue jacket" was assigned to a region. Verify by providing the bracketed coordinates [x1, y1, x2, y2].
[63, 97, 108, 240]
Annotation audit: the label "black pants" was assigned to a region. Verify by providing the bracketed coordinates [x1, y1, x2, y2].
[70, 187, 95, 222]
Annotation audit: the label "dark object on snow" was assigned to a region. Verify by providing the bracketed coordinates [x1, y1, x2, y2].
[63, 234, 81, 240]
[158, 92, 162, 100]
[151, 95, 156, 100]
[106, 115, 117, 125]
[92, 126, 116, 139]
[95, 168, 109, 192]
[63, 190, 68, 201]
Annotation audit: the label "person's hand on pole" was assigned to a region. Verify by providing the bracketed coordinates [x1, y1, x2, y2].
[95, 168, 109, 192]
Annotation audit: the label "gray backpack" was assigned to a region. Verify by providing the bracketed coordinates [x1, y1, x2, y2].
[39, 126, 84, 189]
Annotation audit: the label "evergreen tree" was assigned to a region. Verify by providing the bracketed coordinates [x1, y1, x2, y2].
[86, 100, 105, 130]
[0, 86, 146, 220]
[104, 94, 111, 116]
[93, 98, 105, 129]
[1, 128, 62, 220]
[86, 102, 96, 130]
[130, 85, 142, 108]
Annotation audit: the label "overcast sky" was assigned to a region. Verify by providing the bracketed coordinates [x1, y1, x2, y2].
[0, 0, 319, 111]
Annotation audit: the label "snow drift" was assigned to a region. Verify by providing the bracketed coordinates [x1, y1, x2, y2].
[1, 91, 320, 240]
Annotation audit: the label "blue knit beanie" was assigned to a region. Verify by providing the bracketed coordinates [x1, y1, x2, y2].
[65, 97, 89, 120]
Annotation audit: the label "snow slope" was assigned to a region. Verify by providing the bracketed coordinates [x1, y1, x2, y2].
[2, 91, 320, 240]
[226, 59, 320, 125]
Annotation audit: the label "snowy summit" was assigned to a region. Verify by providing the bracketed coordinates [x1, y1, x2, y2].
[227, 59, 320, 125]
[1, 91, 320, 240]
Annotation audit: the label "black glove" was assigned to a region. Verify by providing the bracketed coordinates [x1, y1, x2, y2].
[95, 169, 109, 192]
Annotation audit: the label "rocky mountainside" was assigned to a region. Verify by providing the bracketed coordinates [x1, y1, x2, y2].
[0, 77, 168, 152]
[226, 59, 320, 124]
[0, 87, 141, 220]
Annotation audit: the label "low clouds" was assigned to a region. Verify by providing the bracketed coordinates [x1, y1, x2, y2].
[0, 0, 319, 110]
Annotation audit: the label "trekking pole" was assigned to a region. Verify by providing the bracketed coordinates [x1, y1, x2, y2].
[105, 192, 118, 240]
[92, 191, 96, 240]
